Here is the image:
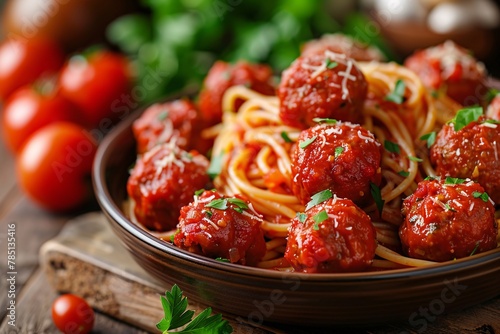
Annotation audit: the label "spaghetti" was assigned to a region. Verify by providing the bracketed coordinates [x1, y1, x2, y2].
[205, 61, 499, 270]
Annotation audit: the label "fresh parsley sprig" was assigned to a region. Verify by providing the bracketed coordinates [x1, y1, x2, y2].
[450, 107, 483, 131]
[156, 285, 233, 334]
[385, 79, 406, 104]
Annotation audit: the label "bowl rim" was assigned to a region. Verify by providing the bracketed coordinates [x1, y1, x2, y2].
[92, 104, 500, 283]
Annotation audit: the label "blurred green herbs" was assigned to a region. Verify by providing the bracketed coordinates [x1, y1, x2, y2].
[107, 0, 388, 103]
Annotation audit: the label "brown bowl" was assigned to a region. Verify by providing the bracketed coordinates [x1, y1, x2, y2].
[92, 107, 500, 328]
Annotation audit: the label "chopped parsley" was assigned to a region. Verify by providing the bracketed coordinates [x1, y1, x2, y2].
[444, 177, 466, 185]
[208, 152, 225, 179]
[205, 197, 248, 214]
[370, 182, 385, 215]
[306, 189, 333, 211]
[385, 79, 406, 104]
[420, 132, 436, 148]
[398, 170, 410, 177]
[334, 146, 344, 158]
[450, 107, 483, 131]
[384, 140, 400, 154]
[444, 202, 455, 212]
[296, 212, 307, 223]
[469, 242, 480, 256]
[486, 88, 499, 103]
[299, 136, 317, 149]
[408, 156, 423, 162]
[325, 58, 338, 69]
[205, 199, 228, 211]
[312, 118, 337, 124]
[473, 191, 489, 202]
[215, 257, 230, 263]
[313, 210, 328, 230]
[227, 198, 249, 213]
[157, 110, 169, 121]
[281, 131, 292, 143]
[195, 189, 205, 197]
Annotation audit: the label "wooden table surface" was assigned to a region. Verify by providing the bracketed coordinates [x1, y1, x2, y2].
[0, 135, 499, 334]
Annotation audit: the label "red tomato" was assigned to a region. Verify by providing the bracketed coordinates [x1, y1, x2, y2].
[0, 38, 64, 101]
[17, 122, 97, 212]
[52, 294, 95, 334]
[59, 50, 131, 128]
[2, 84, 83, 154]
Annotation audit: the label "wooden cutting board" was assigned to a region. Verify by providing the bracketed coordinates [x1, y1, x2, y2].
[39, 212, 274, 334]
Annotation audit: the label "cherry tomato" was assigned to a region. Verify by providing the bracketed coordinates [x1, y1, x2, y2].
[17, 122, 97, 212]
[0, 38, 64, 101]
[52, 294, 95, 334]
[2, 83, 83, 154]
[59, 50, 131, 128]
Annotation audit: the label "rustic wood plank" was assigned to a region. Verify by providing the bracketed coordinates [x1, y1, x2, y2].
[38, 212, 500, 334]
[0, 130, 18, 208]
[0, 268, 149, 334]
[0, 196, 71, 322]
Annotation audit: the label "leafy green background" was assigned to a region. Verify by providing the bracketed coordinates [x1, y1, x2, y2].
[107, 0, 390, 103]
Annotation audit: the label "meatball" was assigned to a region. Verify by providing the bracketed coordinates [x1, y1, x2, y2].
[132, 99, 201, 154]
[486, 94, 500, 121]
[127, 142, 211, 231]
[291, 122, 382, 205]
[400, 178, 497, 262]
[404, 41, 487, 106]
[174, 190, 267, 266]
[278, 52, 368, 129]
[301, 33, 385, 62]
[430, 115, 500, 203]
[284, 196, 377, 273]
[198, 61, 275, 126]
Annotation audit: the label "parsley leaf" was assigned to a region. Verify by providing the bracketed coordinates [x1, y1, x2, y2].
[299, 136, 317, 149]
[420, 132, 436, 148]
[313, 210, 328, 230]
[306, 189, 333, 211]
[208, 152, 225, 180]
[157, 110, 169, 121]
[473, 191, 489, 202]
[486, 88, 499, 103]
[195, 189, 205, 197]
[156, 285, 232, 333]
[312, 118, 337, 124]
[325, 58, 338, 69]
[281, 131, 292, 143]
[444, 202, 455, 212]
[450, 107, 483, 131]
[384, 140, 400, 154]
[470, 242, 480, 256]
[227, 198, 248, 213]
[296, 212, 307, 223]
[385, 79, 406, 104]
[334, 146, 344, 158]
[444, 177, 466, 185]
[408, 156, 423, 162]
[370, 182, 385, 215]
[206, 199, 228, 211]
[398, 170, 410, 177]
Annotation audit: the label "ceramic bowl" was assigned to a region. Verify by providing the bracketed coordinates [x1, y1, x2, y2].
[93, 106, 500, 328]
